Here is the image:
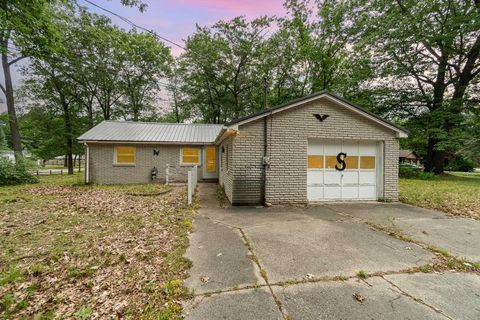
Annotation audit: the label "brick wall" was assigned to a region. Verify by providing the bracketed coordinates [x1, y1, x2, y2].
[87, 143, 205, 184]
[228, 97, 400, 204]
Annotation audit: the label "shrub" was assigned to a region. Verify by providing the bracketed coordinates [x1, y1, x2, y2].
[399, 164, 436, 180]
[0, 157, 38, 185]
[445, 157, 476, 172]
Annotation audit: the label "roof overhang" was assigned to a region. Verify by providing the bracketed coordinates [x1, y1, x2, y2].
[79, 140, 215, 145]
[226, 91, 409, 138]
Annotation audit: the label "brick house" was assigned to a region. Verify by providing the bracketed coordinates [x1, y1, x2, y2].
[78, 90, 408, 205]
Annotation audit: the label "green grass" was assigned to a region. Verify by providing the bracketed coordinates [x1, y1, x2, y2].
[0, 174, 194, 319]
[400, 172, 480, 219]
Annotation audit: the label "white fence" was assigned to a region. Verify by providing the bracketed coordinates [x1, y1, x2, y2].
[187, 165, 198, 205]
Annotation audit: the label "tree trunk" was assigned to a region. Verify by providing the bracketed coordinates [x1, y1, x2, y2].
[424, 137, 445, 173]
[1, 32, 23, 159]
[424, 57, 448, 173]
[63, 105, 74, 174]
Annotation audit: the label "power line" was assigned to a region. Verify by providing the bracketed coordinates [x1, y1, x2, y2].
[82, 0, 186, 50]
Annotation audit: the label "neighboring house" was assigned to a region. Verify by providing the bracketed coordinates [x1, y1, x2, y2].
[78, 90, 409, 205]
[0, 150, 32, 162]
[399, 150, 422, 166]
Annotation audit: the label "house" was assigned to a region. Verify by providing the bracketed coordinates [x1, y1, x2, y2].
[399, 150, 422, 166]
[78, 90, 408, 205]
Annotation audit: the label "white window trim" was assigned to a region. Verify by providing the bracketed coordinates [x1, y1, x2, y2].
[180, 148, 201, 166]
[113, 146, 136, 166]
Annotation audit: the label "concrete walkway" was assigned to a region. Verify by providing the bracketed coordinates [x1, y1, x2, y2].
[183, 183, 480, 320]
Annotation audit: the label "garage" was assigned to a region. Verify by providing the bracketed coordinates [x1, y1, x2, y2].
[307, 140, 383, 201]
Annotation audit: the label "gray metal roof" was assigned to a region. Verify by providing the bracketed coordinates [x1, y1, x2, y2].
[78, 121, 224, 144]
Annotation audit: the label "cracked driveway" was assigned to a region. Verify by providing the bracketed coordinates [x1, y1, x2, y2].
[183, 184, 480, 320]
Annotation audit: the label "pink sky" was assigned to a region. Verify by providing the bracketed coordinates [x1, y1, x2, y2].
[0, 0, 287, 112]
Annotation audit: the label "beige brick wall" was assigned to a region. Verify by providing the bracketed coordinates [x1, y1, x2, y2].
[227, 97, 400, 204]
[87, 143, 205, 184]
[219, 137, 234, 202]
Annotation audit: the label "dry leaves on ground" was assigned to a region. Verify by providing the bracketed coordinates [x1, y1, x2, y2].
[0, 180, 194, 319]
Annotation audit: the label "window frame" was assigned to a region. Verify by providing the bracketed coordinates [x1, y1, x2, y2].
[113, 146, 136, 166]
[180, 147, 201, 165]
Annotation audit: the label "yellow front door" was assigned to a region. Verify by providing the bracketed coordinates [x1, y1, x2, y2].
[206, 146, 216, 173]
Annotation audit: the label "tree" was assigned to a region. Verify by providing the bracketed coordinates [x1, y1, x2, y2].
[356, 0, 480, 173]
[0, 0, 61, 159]
[117, 30, 172, 121]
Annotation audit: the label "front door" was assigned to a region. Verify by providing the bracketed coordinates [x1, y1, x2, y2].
[203, 146, 218, 179]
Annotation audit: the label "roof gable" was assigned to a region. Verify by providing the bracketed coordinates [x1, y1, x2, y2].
[226, 91, 408, 138]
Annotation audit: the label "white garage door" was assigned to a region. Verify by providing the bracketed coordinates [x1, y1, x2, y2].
[307, 140, 381, 201]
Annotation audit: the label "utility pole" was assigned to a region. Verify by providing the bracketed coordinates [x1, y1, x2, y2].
[263, 76, 268, 109]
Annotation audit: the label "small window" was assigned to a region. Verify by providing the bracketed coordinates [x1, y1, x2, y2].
[181, 148, 200, 165]
[344, 156, 359, 169]
[115, 146, 135, 165]
[307, 155, 323, 169]
[360, 156, 376, 169]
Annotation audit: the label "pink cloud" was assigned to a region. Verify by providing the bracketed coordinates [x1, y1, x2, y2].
[165, 0, 286, 17]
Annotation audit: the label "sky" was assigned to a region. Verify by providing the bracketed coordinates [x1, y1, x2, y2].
[0, 0, 287, 112]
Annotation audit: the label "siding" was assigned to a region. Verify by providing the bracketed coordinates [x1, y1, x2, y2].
[88, 143, 205, 184]
[227, 97, 400, 204]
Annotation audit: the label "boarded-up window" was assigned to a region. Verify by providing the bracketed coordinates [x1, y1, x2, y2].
[181, 148, 200, 164]
[325, 156, 338, 169]
[360, 156, 376, 169]
[307, 155, 324, 169]
[115, 146, 135, 164]
[344, 156, 359, 169]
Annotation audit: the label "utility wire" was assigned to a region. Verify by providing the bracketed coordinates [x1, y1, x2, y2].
[82, 0, 186, 50]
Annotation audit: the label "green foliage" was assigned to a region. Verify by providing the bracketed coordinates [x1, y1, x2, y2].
[0, 157, 38, 185]
[445, 158, 476, 172]
[399, 164, 436, 180]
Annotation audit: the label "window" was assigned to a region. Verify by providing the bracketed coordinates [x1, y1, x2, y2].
[360, 156, 376, 169]
[115, 146, 135, 165]
[181, 148, 200, 165]
[307, 155, 323, 169]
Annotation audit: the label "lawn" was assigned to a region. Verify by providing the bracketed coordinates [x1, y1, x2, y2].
[400, 172, 480, 219]
[0, 173, 195, 319]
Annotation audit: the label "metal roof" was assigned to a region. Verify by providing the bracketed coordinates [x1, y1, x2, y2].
[78, 121, 224, 144]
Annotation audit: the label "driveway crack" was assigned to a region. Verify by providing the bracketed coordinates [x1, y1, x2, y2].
[380, 276, 453, 320]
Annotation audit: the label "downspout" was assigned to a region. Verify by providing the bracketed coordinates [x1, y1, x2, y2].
[85, 143, 90, 184]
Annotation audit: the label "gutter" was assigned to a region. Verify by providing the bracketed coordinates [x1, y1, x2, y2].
[85, 143, 90, 184]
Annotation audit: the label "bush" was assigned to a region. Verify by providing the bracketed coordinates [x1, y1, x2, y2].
[445, 157, 476, 172]
[0, 157, 38, 185]
[399, 163, 436, 180]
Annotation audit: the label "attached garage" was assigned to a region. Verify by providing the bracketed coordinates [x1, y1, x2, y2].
[217, 90, 409, 205]
[307, 140, 382, 201]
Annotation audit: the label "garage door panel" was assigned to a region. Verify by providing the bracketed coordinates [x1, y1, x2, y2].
[359, 142, 377, 155]
[359, 186, 376, 199]
[307, 171, 323, 185]
[324, 171, 341, 184]
[342, 142, 358, 155]
[307, 186, 323, 201]
[324, 186, 341, 199]
[359, 171, 376, 185]
[342, 186, 358, 199]
[342, 171, 358, 184]
[307, 140, 380, 201]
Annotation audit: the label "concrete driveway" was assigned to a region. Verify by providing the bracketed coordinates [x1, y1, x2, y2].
[183, 184, 480, 320]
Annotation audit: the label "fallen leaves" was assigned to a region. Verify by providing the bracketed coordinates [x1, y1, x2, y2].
[0, 180, 194, 319]
[352, 292, 365, 303]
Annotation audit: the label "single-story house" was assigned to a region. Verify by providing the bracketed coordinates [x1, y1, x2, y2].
[78, 90, 408, 205]
[399, 150, 422, 166]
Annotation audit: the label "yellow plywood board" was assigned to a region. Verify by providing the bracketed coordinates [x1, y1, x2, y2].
[308, 155, 324, 169]
[361, 156, 376, 169]
[344, 156, 359, 169]
[206, 147, 216, 172]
